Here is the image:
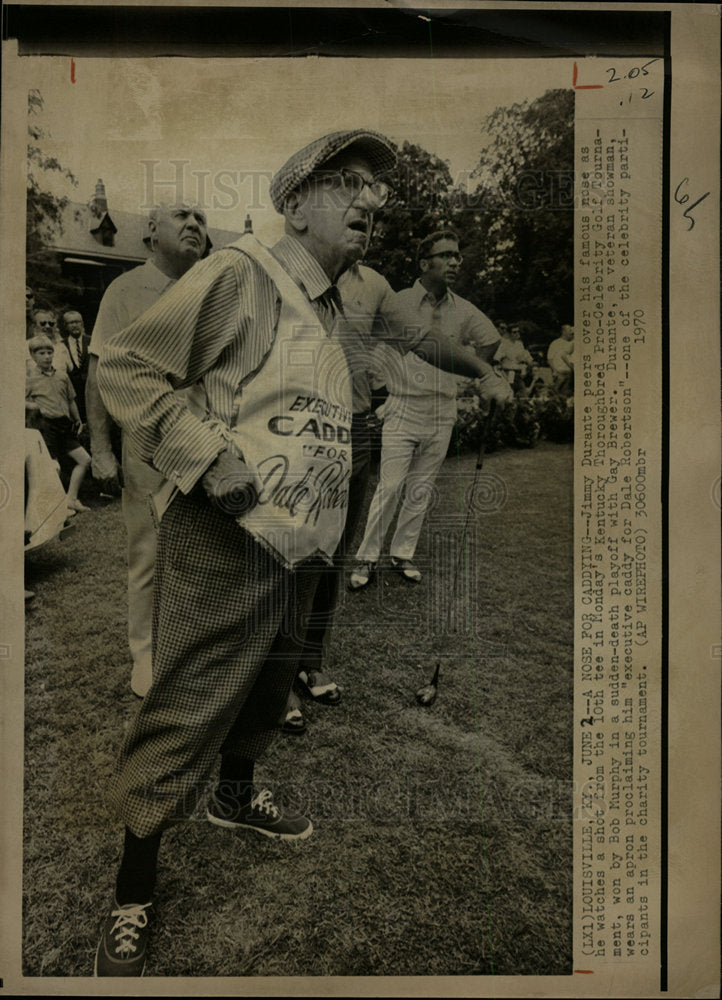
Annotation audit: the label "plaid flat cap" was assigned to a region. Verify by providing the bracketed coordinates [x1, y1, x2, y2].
[270, 129, 397, 212]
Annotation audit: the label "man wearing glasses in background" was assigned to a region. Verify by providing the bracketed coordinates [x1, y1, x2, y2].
[26, 309, 72, 376]
[59, 311, 92, 422]
[281, 193, 502, 731]
[349, 229, 510, 589]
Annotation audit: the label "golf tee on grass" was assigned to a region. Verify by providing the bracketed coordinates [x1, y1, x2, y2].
[416, 661, 440, 706]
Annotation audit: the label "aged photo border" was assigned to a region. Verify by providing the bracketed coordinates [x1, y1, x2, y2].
[1, 2, 719, 997]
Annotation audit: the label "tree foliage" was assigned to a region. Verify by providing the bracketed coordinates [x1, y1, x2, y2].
[364, 141, 456, 291]
[26, 89, 78, 302]
[365, 90, 574, 342]
[451, 88, 575, 336]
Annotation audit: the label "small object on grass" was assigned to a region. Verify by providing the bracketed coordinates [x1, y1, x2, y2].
[416, 662, 440, 706]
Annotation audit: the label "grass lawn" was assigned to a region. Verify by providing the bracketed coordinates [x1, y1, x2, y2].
[23, 440, 573, 978]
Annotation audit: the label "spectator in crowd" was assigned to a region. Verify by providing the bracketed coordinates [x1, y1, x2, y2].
[92, 127, 409, 978]
[85, 201, 208, 698]
[547, 323, 575, 396]
[59, 310, 91, 420]
[281, 240, 496, 733]
[25, 424, 77, 552]
[28, 308, 58, 340]
[494, 323, 535, 397]
[25, 335, 91, 514]
[27, 309, 72, 375]
[25, 287, 36, 336]
[349, 229, 511, 590]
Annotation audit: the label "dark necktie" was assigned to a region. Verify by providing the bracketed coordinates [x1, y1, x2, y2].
[314, 285, 345, 335]
[69, 337, 80, 368]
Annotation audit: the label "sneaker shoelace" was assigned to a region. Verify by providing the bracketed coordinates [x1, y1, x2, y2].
[109, 902, 152, 957]
[251, 789, 280, 819]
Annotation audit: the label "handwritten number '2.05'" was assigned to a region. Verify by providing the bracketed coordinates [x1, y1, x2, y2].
[675, 178, 710, 231]
[606, 58, 660, 83]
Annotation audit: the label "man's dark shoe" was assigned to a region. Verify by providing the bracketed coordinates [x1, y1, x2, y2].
[207, 788, 313, 841]
[390, 557, 422, 583]
[94, 900, 153, 977]
[297, 669, 341, 704]
[280, 706, 307, 734]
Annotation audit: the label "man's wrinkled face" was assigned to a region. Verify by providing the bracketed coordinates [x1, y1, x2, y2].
[64, 312, 85, 338]
[149, 204, 208, 263]
[420, 237, 462, 288]
[296, 152, 381, 273]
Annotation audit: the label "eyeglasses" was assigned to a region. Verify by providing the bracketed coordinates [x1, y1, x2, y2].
[425, 251, 463, 264]
[37, 320, 56, 327]
[311, 168, 393, 208]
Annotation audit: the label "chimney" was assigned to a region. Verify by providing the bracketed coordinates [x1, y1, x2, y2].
[91, 179, 108, 216]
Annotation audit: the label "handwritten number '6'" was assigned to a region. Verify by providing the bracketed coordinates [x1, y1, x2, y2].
[675, 178, 711, 231]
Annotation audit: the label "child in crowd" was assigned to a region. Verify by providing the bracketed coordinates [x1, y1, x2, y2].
[25, 335, 91, 514]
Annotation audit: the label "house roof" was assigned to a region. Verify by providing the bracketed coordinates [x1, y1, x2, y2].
[49, 201, 244, 263]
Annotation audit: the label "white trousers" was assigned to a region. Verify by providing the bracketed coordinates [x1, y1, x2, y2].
[355, 405, 455, 563]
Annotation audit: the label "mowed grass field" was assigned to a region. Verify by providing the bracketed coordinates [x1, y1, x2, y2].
[23, 440, 573, 978]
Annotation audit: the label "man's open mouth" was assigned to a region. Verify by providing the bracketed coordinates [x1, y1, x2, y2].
[347, 219, 368, 234]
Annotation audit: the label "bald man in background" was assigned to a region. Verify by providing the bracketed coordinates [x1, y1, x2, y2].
[86, 201, 209, 697]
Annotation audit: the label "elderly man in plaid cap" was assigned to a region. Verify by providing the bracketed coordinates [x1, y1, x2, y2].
[92, 128, 403, 976]
[93, 127, 494, 976]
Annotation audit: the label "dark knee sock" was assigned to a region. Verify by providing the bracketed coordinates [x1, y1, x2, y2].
[216, 754, 255, 808]
[115, 828, 162, 906]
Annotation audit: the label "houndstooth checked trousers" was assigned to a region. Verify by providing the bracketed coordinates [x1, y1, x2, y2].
[107, 491, 322, 838]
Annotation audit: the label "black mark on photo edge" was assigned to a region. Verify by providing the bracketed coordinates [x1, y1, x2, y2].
[660, 10, 672, 995]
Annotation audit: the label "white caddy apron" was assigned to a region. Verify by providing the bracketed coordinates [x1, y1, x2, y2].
[155, 236, 353, 570]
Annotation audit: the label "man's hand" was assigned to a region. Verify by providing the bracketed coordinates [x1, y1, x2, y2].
[202, 449, 258, 516]
[476, 365, 514, 405]
[366, 411, 384, 436]
[91, 449, 123, 496]
[86, 354, 124, 494]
